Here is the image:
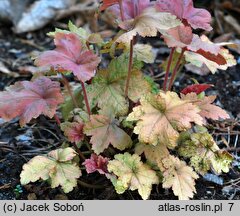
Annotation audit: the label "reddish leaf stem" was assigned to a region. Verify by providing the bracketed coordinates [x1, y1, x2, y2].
[80, 81, 91, 116]
[163, 47, 175, 92]
[72, 142, 86, 161]
[119, 0, 125, 21]
[62, 75, 79, 108]
[125, 38, 135, 97]
[168, 49, 186, 91]
[54, 114, 61, 125]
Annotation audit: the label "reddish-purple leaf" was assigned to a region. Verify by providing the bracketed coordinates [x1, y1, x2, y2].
[181, 84, 213, 95]
[110, 0, 152, 20]
[156, 0, 212, 31]
[181, 93, 229, 121]
[35, 32, 101, 82]
[0, 77, 64, 126]
[83, 154, 109, 175]
[61, 121, 84, 143]
[163, 29, 229, 66]
[163, 25, 193, 48]
[195, 49, 227, 66]
[100, 0, 119, 11]
[163, 28, 221, 55]
[184, 36, 236, 73]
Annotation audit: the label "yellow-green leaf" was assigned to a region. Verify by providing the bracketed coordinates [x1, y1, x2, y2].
[177, 130, 233, 174]
[87, 55, 151, 116]
[132, 44, 156, 64]
[20, 148, 81, 193]
[108, 153, 159, 200]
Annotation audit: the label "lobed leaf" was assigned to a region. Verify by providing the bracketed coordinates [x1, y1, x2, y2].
[84, 114, 132, 154]
[87, 55, 151, 116]
[183, 36, 236, 73]
[132, 44, 156, 64]
[117, 7, 181, 43]
[108, 153, 159, 200]
[177, 130, 233, 174]
[0, 77, 64, 126]
[20, 148, 81, 193]
[48, 21, 103, 45]
[87, 69, 129, 116]
[211, 151, 233, 174]
[163, 28, 221, 56]
[181, 93, 229, 122]
[135, 142, 170, 172]
[35, 32, 101, 82]
[127, 91, 203, 148]
[156, 0, 212, 31]
[162, 155, 199, 200]
[83, 154, 109, 175]
[61, 121, 84, 144]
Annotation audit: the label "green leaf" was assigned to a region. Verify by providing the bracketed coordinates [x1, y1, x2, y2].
[108, 153, 159, 200]
[48, 21, 103, 46]
[20, 148, 81, 193]
[87, 70, 129, 116]
[47, 28, 70, 37]
[144, 76, 160, 94]
[61, 87, 84, 121]
[68, 21, 89, 40]
[87, 55, 151, 116]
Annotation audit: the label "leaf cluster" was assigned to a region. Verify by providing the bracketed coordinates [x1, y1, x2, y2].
[0, 0, 236, 200]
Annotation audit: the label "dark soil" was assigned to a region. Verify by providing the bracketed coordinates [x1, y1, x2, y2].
[0, 15, 240, 200]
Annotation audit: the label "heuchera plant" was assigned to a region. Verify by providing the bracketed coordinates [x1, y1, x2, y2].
[0, 0, 237, 200]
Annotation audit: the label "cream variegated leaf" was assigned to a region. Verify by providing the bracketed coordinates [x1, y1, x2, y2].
[20, 148, 81, 193]
[184, 38, 236, 74]
[108, 153, 159, 200]
[133, 44, 156, 64]
[20, 156, 55, 183]
[178, 131, 219, 174]
[135, 143, 170, 172]
[117, 7, 181, 43]
[162, 155, 199, 200]
[210, 151, 233, 174]
[87, 55, 151, 116]
[177, 130, 233, 174]
[184, 49, 236, 74]
[127, 92, 203, 148]
[84, 114, 132, 154]
[136, 143, 199, 200]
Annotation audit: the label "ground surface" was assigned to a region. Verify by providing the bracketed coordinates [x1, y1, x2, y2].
[0, 4, 240, 200]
